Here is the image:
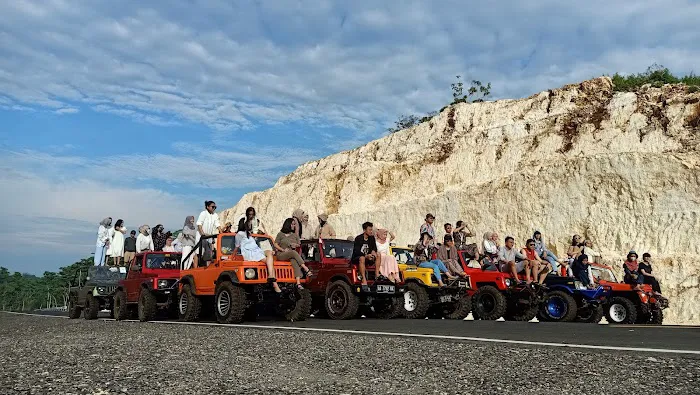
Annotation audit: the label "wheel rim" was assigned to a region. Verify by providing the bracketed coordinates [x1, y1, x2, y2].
[179, 292, 188, 315]
[478, 293, 496, 314]
[217, 290, 231, 317]
[404, 291, 417, 312]
[328, 288, 348, 314]
[546, 296, 567, 319]
[609, 303, 627, 322]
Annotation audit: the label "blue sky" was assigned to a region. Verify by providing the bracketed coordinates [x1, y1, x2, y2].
[1, 1, 699, 274]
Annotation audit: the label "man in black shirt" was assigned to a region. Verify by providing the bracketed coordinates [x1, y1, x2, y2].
[351, 222, 381, 290]
[639, 252, 662, 294]
[123, 230, 137, 265]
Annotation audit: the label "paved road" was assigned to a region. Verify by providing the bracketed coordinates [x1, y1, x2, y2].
[2, 313, 699, 394]
[29, 309, 700, 355]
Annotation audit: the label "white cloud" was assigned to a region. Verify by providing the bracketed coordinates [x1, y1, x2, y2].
[54, 107, 79, 114]
[1, 1, 698, 133]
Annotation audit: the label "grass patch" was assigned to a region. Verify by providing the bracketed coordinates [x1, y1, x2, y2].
[612, 64, 700, 92]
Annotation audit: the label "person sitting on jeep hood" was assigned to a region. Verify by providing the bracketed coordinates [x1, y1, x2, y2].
[275, 218, 312, 288]
[438, 235, 467, 278]
[639, 253, 661, 294]
[313, 213, 336, 240]
[376, 228, 400, 283]
[351, 222, 382, 289]
[572, 254, 595, 289]
[235, 220, 282, 293]
[498, 236, 527, 281]
[520, 238, 550, 284]
[414, 233, 457, 287]
[481, 232, 500, 271]
[623, 251, 644, 291]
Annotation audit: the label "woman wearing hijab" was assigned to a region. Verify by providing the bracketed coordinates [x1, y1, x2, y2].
[572, 254, 595, 289]
[152, 224, 168, 251]
[291, 209, 306, 239]
[94, 217, 112, 266]
[375, 228, 400, 283]
[275, 218, 312, 288]
[300, 213, 313, 240]
[136, 225, 154, 253]
[481, 231, 499, 270]
[313, 213, 336, 239]
[180, 216, 197, 269]
[623, 251, 644, 290]
[109, 219, 127, 266]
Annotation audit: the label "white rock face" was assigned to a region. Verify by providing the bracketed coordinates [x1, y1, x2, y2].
[222, 77, 700, 325]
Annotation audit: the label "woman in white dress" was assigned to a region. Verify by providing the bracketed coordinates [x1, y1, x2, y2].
[180, 216, 197, 269]
[235, 220, 281, 293]
[94, 217, 112, 266]
[109, 219, 127, 266]
[375, 228, 400, 283]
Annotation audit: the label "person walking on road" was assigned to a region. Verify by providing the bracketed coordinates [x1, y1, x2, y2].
[94, 217, 112, 266]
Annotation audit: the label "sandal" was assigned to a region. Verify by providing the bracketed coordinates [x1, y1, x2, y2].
[301, 268, 312, 279]
[296, 283, 304, 290]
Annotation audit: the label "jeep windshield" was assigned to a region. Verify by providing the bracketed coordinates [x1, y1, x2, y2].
[392, 248, 415, 264]
[591, 266, 618, 282]
[146, 253, 180, 269]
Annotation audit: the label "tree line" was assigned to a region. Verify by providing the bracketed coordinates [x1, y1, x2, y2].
[0, 257, 94, 311]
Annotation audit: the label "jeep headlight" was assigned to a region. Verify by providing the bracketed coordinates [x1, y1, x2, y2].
[244, 268, 257, 280]
[157, 280, 169, 289]
[96, 287, 106, 294]
[574, 281, 586, 290]
[504, 278, 513, 287]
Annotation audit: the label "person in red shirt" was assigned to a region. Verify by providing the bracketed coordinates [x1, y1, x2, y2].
[520, 238, 550, 284]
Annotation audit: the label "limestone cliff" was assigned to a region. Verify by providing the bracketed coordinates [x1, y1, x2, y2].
[222, 77, 700, 325]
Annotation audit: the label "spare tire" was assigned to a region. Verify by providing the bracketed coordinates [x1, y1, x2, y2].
[472, 286, 507, 321]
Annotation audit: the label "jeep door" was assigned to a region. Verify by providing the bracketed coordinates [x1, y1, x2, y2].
[124, 254, 144, 302]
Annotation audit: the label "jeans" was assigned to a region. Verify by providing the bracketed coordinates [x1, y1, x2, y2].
[574, 268, 591, 286]
[542, 251, 558, 273]
[419, 259, 449, 280]
[94, 244, 107, 266]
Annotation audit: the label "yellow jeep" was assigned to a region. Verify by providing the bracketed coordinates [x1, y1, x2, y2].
[391, 246, 473, 319]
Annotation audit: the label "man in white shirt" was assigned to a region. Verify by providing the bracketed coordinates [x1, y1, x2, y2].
[196, 200, 222, 266]
[498, 236, 526, 281]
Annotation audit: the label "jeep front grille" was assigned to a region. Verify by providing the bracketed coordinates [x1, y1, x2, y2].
[259, 267, 295, 281]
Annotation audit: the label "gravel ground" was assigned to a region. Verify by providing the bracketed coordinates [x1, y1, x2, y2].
[1, 314, 698, 395]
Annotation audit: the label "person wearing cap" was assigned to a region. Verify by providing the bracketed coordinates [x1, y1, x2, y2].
[123, 230, 137, 265]
[420, 214, 436, 248]
[314, 213, 336, 239]
[623, 251, 644, 290]
[639, 253, 662, 294]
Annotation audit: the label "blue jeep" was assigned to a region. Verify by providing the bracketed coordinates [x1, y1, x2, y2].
[538, 276, 612, 323]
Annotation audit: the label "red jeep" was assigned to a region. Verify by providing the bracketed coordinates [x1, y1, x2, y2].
[591, 263, 668, 324]
[300, 238, 403, 320]
[457, 251, 545, 321]
[113, 251, 181, 322]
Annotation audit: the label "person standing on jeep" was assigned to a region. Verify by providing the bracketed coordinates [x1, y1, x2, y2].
[420, 214, 436, 249]
[313, 213, 336, 239]
[94, 217, 112, 266]
[196, 200, 222, 266]
[123, 230, 137, 265]
[351, 222, 382, 290]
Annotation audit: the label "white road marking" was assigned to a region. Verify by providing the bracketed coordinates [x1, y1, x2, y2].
[3, 311, 699, 355]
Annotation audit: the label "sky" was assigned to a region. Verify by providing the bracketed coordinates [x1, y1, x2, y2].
[1, 0, 699, 275]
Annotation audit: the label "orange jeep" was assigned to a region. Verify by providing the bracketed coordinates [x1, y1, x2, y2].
[177, 233, 311, 323]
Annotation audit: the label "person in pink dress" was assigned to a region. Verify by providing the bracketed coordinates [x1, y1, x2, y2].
[375, 228, 401, 283]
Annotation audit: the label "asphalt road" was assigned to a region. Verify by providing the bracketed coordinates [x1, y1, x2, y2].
[2, 313, 700, 394]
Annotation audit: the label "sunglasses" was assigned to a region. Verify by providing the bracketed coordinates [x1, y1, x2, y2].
[528, 243, 535, 246]
[210, 205, 217, 209]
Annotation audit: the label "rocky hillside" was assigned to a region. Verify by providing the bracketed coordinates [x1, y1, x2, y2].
[222, 77, 700, 325]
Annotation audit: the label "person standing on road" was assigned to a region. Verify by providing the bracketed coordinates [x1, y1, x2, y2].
[313, 213, 336, 240]
[351, 222, 381, 290]
[109, 219, 127, 266]
[123, 230, 137, 265]
[180, 216, 197, 269]
[94, 217, 112, 266]
[136, 225, 154, 253]
[197, 201, 222, 266]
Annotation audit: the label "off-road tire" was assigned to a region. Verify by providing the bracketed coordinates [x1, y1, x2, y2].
[284, 288, 312, 322]
[179, 284, 202, 322]
[113, 291, 128, 321]
[605, 296, 637, 324]
[576, 304, 604, 324]
[373, 295, 403, 319]
[83, 293, 99, 320]
[505, 304, 539, 322]
[214, 281, 246, 324]
[325, 280, 360, 320]
[650, 308, 664, 325]
[402, 283, 431, 319]
[539, 290, 577, 322]
[472, 286, 507, 321]
[138, 290, 157, 322]
[445, 294, 473, 320]
[67, 297, 81, 319]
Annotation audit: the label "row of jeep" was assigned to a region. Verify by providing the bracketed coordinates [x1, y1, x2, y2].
[67, 234, 669, 326]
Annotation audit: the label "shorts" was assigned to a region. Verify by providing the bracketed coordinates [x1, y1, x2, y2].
[123, 251, 136, 263]
[500, 261, 526, 273]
